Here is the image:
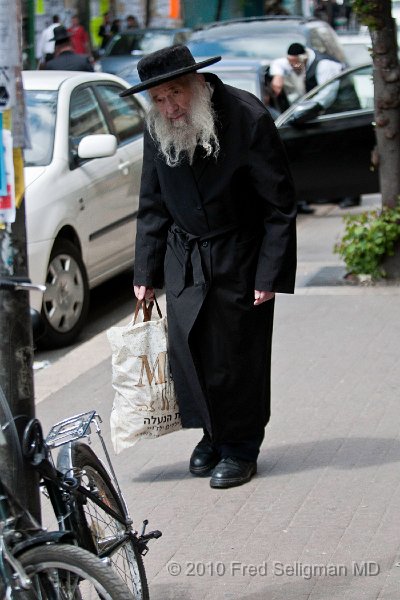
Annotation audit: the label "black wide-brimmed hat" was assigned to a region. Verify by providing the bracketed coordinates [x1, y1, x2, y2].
[119, 45, 221, 97]
[50, 25, 71, 43]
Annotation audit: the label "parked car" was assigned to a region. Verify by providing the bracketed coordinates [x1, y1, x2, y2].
[186, 16, 347, 64]
[337, 32, 372, 66]
[23, 70, 146, 347]
[275, 62, 378, 203]
[197, 60, 378, 203]
[99, 28, 192, 75]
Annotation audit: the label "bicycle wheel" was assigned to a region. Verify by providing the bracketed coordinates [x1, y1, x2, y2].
[18, 543, 135, 599]
[71, 443, 149, 600]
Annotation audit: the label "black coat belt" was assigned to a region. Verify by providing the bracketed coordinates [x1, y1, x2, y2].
[168, 223, 238, 294]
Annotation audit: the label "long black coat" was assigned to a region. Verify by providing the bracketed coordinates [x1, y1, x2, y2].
[134, 73, 297, 444]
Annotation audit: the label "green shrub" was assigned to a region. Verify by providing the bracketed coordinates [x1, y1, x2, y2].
[334, 204, 400, 278]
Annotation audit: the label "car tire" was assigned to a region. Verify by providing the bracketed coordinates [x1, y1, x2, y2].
[39, 239, 89, 348]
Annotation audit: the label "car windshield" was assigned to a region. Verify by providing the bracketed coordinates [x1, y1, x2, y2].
[187, 34, 304, 60]
[106, 32, 175, 56]
[24, 90, 57, 167]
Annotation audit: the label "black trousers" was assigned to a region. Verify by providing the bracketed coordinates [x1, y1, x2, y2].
[202, 429, 263, 462]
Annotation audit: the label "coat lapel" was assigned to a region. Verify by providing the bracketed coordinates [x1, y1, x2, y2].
[190, 73, 231, 185]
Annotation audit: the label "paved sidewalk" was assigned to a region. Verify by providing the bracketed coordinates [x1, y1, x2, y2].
[35, 196, 400, 600]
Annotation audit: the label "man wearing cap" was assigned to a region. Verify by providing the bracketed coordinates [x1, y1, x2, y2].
[270, 42, 344, 213]
[271, 44, 360, 209]
[44, 26, 94, 71]
[123, 45, 296, 488]
[270, 43, 343, 107]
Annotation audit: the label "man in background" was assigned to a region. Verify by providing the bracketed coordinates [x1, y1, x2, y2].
[125, 15, 140, 30]
[44, 26, 94, 71]
[270, 42, 343, 108]
[36, 15, 60, 66]
[98, 12, 112, 49]
[68, 15, 90, 55]
[270, 43, 352, 212]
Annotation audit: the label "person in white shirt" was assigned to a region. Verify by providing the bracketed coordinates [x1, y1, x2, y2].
[270, 43, 343, 109]
[271, 43, 359, 210]
[36, 15, 60, 66]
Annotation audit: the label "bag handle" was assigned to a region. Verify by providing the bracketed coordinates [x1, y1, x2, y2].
[133, 294, 163, 324]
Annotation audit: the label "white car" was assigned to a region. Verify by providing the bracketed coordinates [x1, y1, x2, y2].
[337, 33, 372, 66]
[24, 70, 146, 347]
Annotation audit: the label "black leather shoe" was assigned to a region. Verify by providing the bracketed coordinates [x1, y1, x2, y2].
[210, 457, 257, 489]
[339, 196, 361, 209]
[189, 436, 220, 476]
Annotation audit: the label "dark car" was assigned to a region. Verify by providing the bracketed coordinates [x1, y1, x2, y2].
[100, 28, 192, 74]
[186, 16, 347, 64]
[276, 62, 378, 202]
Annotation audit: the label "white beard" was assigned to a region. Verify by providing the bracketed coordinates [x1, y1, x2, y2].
[146, 76, 220, 168]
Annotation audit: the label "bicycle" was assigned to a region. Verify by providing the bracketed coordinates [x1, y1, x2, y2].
[0, 276, 160, 598]
[0, 470, 139, 599]
[22, 410, 161, 600]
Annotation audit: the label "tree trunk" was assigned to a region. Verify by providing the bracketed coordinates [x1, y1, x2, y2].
[368, 1, 400, 208]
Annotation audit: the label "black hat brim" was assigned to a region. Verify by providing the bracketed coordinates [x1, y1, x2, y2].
[119, 55, 221, 97]
[51, 36, 70, 42]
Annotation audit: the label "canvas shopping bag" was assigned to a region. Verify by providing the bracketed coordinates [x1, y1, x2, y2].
[107, 298, 181, 453]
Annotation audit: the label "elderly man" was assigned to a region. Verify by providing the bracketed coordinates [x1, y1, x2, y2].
[121, 45, 296, 488]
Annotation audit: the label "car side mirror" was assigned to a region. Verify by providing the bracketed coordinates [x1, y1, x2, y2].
[77, 134, 117, 159]
[288, 100, 322, 125]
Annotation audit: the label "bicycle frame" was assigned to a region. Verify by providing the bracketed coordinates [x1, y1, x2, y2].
[24, 411, 161, 559]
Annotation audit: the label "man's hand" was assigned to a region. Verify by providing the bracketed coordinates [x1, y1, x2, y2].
[271, 74, 284, 97]
[134, 285, 155, 301]
[254, 290, 275, 306]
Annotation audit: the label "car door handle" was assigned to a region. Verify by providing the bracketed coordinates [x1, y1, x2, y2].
[118, 161, 131, 171]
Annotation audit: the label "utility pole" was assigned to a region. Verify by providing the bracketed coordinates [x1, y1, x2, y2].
[25, 0, 36, 70]
[0, 0, 41, 520]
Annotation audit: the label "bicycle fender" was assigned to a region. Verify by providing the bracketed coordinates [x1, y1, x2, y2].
[13, 531, 75, 556]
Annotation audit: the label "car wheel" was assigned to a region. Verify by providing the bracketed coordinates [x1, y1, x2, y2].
[39, 239, 89, 348]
